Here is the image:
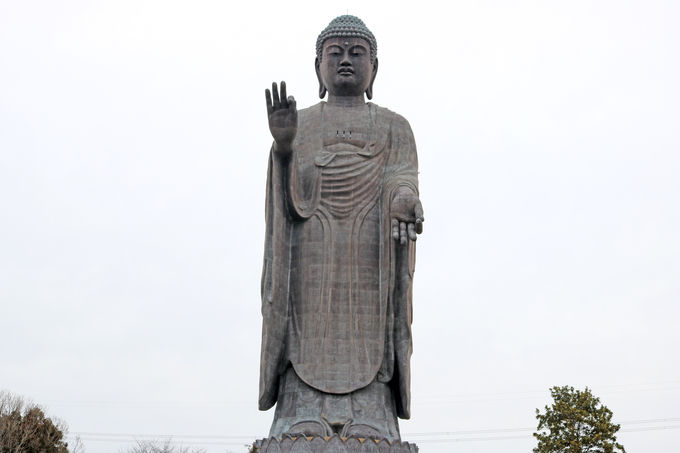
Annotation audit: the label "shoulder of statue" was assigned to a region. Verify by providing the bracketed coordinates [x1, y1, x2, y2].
[368, 102, 411, 127]
[368, 102, 414, 136]
[298, 102, 323, 119]
[294, 102, 324, 132]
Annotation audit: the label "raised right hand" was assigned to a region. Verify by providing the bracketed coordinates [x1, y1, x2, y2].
[265, 81, 297, 156]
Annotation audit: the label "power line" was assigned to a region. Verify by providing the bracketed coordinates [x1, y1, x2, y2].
[416, 434, 530, 443]
[71, 432, 256, 440]
[620, 417, 680, 425]
[406, 427, 533, 437]
[414, 381, 680, 405]
[69, 437, 249, 447]
[67, 417, 680, 446]
[44, 400, 252, 408]
[406, 426, 680, 444]
[623, 425, 680, 433]
[69, 433, 532, 446]
[405, 417, 680, 437]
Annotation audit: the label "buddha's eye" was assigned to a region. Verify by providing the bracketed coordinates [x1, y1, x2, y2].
[350, 46, 366, 56]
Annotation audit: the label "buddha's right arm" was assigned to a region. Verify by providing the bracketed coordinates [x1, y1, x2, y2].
[272, 141, 293, 158]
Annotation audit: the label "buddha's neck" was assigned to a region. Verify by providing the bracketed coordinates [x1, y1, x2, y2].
[326, 94, 366, 108]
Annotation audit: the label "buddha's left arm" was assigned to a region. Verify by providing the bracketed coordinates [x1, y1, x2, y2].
[385, 114, 423, 243]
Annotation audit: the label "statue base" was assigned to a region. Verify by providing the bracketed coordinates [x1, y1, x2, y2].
[252, 435, 418, 453]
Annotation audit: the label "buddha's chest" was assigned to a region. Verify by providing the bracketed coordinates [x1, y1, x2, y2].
[321, 109, 372, 148]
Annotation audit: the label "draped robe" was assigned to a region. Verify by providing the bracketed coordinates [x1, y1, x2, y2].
[259, 102, 418, 419]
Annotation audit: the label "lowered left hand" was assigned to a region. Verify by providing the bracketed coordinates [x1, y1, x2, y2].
[390, 187, 424, 245]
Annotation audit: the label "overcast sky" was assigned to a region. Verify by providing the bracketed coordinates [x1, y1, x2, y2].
[1, 1, 679, 452]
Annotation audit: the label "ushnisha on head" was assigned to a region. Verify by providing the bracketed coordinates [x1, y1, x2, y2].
[316, 15, 377, 64]
[315, 15, 379, 100]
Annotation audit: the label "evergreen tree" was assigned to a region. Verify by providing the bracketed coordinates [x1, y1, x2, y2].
[534, 386, 625, 453]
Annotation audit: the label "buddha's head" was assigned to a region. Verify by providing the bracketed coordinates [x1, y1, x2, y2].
[315, 15, 378, 100]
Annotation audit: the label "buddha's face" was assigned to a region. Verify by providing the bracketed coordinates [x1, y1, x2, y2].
[317, 37, 376, 98]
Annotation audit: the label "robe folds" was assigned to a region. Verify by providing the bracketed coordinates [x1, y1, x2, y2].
[259, 101, 418, 419]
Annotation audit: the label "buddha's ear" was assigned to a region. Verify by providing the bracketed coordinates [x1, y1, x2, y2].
[366, 58, 378, 100]
[315, 57, 327, 99]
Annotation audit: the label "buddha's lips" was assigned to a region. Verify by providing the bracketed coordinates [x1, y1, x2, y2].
[338, 68, 354, 74]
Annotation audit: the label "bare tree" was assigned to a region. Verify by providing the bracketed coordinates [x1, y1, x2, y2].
[124, 439, 206, 453]
[67, 434, 86, 453]
[0, 389, 76, 453]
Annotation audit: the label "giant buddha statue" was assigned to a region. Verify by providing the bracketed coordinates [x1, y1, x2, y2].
[259, 15, 424, 448]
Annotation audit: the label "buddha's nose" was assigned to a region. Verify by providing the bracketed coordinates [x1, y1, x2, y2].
[340, 54, 351, 66]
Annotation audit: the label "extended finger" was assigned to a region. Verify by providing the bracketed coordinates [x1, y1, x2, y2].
[414, 199, 424, 234]
[408, 223, 417, 241]
[392, 218, 399, 240]
[280, 81, 288, 108]
[272, 82, 280, 109]
[400, 221, 407, 245]
[288, 96, 296, 113]
[414, 199, 424, 222]
[265, 89, 273, 115]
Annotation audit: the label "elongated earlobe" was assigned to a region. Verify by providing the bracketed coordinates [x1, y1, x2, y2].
[315, 57, 327, 99]
[366, 58, 379, 100]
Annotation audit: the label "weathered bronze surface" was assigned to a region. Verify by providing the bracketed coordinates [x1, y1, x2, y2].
[259, 15, 423, 448]
[254, 435, 419, 453]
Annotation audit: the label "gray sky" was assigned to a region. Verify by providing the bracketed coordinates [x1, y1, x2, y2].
[1, 1, 679, 452]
